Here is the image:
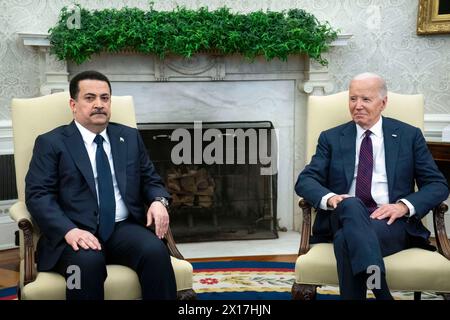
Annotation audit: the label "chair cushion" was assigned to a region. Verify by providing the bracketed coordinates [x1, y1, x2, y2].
[295, 243, 450, 292]
[172, 257, 193, 291]
[21, 257, 192, 300]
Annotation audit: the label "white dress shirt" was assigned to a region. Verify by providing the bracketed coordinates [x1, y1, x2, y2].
[75, 121, 129, 222]
[320, 117, 415, 216]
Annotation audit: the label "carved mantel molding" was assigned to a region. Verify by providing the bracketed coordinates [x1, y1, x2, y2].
[302, 34, 352, 96]
[18, 32, 351, 96]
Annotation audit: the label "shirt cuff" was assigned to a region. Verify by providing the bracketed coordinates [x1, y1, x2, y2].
[398, 199, 416, 217]
[320, 193, 337, 210]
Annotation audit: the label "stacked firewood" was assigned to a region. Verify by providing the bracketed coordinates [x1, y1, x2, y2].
[166, 167, 215, 208]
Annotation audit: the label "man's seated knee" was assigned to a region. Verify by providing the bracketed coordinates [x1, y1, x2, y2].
[334, 197, 371, 223]
[68, 249, 106, 272]
[336, 196, 365, 211]
[138, 240, 169, 260]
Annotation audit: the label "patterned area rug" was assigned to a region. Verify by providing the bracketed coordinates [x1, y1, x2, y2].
[193, 261, 295, 300]
[0, 286, 18, 300]
[192, 260, 444, 300]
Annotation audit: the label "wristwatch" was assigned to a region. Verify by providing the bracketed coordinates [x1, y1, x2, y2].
[154, 196, 170, 208]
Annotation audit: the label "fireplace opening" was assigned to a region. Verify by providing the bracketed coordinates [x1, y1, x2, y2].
[138, 121, 278, 243]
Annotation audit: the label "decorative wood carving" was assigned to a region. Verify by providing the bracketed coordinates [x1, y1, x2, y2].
[298, 198, 312, 256]
[433, 202, 450, 259]
[291, 283, 317, 300]
[165, 224, 184, 260]
[177, 288, 197, 300]
[155, 53, 225, 81]
[18, 218, 35, 285]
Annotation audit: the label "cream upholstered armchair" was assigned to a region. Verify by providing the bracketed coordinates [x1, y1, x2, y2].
[291, 91, 450, 300]
[9, 92, 196, 300]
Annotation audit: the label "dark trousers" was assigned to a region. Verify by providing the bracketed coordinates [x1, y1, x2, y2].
[331, 197, 409, 300]
[53, 219, 177, 300]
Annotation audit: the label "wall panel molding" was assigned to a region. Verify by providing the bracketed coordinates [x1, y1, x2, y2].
[0, 120, 13, 155]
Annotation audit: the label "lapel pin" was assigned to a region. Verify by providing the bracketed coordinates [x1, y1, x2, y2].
[392, 134, 397, 138]
[120, 137, 125, 142]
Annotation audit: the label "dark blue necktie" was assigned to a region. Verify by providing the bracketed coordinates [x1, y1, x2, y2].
[94, 134, 116, 242]
[355, 130, 378, 213]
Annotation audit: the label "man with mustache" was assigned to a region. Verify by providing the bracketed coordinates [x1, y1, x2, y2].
[295, 73, 448, 299]
[25, 70, 176, 300]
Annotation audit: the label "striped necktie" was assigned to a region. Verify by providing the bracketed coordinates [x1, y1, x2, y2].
[355, 130, 378, 213]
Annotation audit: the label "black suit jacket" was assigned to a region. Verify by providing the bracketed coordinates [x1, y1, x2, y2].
[25, 121, 170, 271]
[295, 117, 449, 246]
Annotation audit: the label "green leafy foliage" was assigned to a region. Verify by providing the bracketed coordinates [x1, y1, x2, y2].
[48, 5, 338, 65]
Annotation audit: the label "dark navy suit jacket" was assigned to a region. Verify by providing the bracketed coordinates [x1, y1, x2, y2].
[295, 117, 449, 246]
[25, 121, 170, 271]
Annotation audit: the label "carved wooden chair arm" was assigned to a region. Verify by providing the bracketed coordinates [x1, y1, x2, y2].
[165, 225, 184, 260]
[9, 201, 36, 285]
[433, 202, 450, 260]
[298, 198, 313, 256]
[145, 203, 184, 260]
[18, 218, 36, 285]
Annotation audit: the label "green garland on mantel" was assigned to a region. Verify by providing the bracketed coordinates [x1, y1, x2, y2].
[48, 5, 338, 65]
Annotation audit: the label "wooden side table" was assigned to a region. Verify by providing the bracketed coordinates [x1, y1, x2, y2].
[427, 141, 450, 184]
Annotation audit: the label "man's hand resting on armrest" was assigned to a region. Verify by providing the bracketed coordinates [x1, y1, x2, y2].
[327, 194, 352, 209]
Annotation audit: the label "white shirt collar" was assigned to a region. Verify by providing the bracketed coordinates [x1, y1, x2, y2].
[74, 120, 109, 145]
[356, 116, 383, 139]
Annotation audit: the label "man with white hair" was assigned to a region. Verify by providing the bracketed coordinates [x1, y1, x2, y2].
[295, 73, 448, 299]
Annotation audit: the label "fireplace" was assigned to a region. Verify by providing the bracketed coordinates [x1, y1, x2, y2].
[139, 121, 278, 242]
[19, 33, 350, 235]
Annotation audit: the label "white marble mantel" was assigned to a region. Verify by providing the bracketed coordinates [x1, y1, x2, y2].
[18, 32, 351, 96]
[18, 32, 351, 231]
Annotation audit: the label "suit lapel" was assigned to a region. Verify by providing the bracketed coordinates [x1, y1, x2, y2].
[382, 117, 400, 202]
[107, 124, 127, 197]
[63, 121, 97, 199]
[340, 122, 357, 192]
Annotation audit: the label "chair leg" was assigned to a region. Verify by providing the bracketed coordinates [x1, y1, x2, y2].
[177, 288, 197, 300]
[439, 293, 450, 300]
[414, 291, 421, 300]
[17, 283, 21, 300]
[291, 283, 317, 300]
